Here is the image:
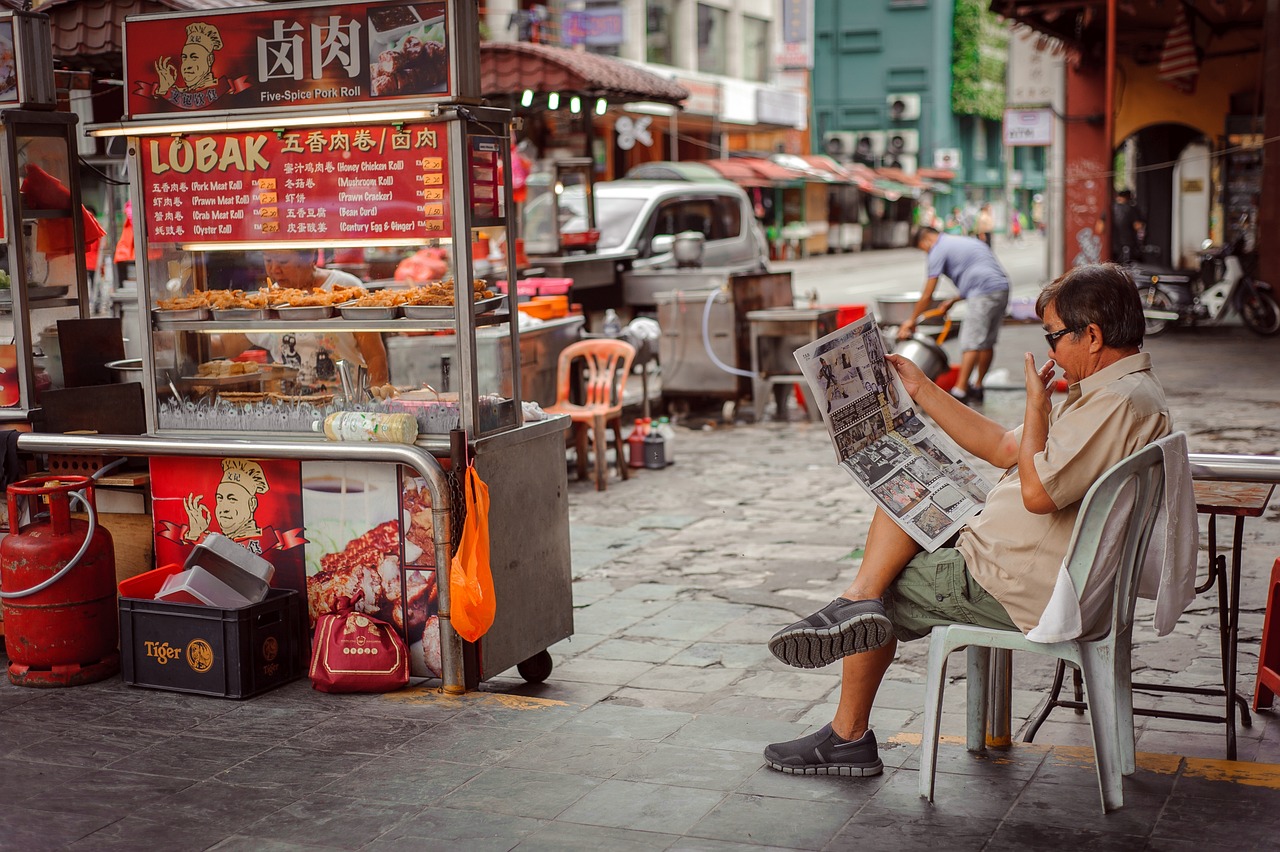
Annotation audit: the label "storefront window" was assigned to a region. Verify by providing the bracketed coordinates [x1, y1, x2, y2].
[646, 0, 677, 66]
[742, 16, 769, 83]
[696, 3, 727, 76]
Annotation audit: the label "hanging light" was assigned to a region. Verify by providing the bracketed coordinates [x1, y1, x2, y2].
[569, 96, 581, 114]
[595, 97, 608, 115]
[547, 91, 560, 110]
[520, 89, 534, 108]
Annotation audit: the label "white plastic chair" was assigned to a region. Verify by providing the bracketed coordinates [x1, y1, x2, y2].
[918, 442, 1166, 813]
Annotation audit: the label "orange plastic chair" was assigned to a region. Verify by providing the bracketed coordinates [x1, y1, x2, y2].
[545, 338, 636, 491]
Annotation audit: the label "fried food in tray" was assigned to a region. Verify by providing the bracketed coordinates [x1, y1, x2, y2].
[347, 280, 498, 308]
[215, 391, 268, 404]
[156, 285, 367, 312]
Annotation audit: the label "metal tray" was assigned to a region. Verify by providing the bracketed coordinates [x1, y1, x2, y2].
[0, 285, 70, 303]
[402, 294, 506, 319]
[154, 307, 211, 323]
[273, 304, 335, 320]
[179, 370, 267, 386]
[211, 307, 274, 321]
[339, 303, 402, 320]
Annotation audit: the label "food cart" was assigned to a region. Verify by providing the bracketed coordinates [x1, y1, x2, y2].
[22, 0, 572, 694]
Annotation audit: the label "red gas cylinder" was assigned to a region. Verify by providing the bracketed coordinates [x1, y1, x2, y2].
[0, 476, 119, 687]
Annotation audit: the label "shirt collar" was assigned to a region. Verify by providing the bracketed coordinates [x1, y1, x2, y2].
[1066, 352, 1151, 403]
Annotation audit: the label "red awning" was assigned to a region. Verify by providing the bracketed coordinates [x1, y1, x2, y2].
[41, 0, 262, 59]
[700, 159, 773, 188]
[480, 42, 688, 106]
[736, 157, 807, 184]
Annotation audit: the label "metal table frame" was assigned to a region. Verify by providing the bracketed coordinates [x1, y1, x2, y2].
[987, 453, 1280, 757]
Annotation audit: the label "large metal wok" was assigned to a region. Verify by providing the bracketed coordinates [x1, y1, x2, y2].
[891, 307, 952, 381]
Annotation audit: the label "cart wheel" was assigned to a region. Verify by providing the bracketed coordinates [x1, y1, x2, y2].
[517, 650, 553, 684]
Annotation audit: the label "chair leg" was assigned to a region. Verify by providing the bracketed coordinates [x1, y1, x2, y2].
[1116, 632, 1136, 776]
[573, 424, 590, 482]
[612, 418, 630, 482]
[1025, 659, 1069, 744]
[919, 628, 952, 802]
[1079, 646, 1125, 813]
[592, 416, 608, 491]
[966, 646, 990, 753]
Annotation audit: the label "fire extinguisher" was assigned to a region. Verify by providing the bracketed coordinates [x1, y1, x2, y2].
[0, 475, 119, 687]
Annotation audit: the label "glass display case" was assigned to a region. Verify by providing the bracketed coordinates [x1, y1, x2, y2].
[0, 110, 92, 421]
[129, 111, 524, 446]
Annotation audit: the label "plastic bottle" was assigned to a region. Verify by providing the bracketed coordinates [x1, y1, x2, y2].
[643, 426, 666, 470]
[655, 416, 675, 465]
[313, 412, 419, 444]
[626, 418, 647, 468]
[602, 308, 622, 336]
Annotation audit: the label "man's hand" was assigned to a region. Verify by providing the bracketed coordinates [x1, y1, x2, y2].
[886, 353, 929, 398]
[895, 319, 916, 341]
[1024, 354, 1057, 413]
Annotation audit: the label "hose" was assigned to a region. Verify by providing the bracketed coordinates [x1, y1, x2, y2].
[0, 457, 121, 600]
[0, 489, 98, 599]
[701, 287, 755, 378]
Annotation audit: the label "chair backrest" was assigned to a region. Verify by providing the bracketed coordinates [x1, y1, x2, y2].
[1062, 442, 1166, 641]
[552, 338, 637, 413]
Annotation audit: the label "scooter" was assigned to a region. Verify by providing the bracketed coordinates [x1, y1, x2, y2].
[1135, 235, 1280, 337]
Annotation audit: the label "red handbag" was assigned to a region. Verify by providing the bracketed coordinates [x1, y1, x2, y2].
[308, 591, 410, 693]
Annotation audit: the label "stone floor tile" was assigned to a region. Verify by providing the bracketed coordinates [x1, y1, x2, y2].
[549, 632, 609, 658]
[392, 719, 543, 766]
[185, 705, 340, 743]
[866, 768, 1022, 820]
[662, 715, 808, 754]
[208, 837, 339, 851]
[695, 693, 815, 723]
[735, 764, 890, 804]
[556, 778, 726, 834]
[666, 641, 776, 670]
[1004, 779, 1168, 836]
[984, 822, 1149, 852]
[554, 701, 694, 741]
[730, 670, 842, 702]
[584, 638, 690, 664]
[364, 805, 545, 851]
[611, 582, 686, 601]
[439, 766, 599, 819]
[609, 742, 765, 792]
[829, 804, 1000, 852]
[625, 617, 725, 643]
[212, 745, 374, 796]
[516, 821, 678, 852]
[607, 686, 713, 714]
[316, 755, 481, 805]
[67, 815, 232, 850]
[105, 733, 268, 781]
[687, 791, 853, 850]
[667, 840, 795, 852]
[238, 791, 418, 849]
[625, 665, 745, 694]
[548, 657, 656, 687]
[500, 730, 657, 777]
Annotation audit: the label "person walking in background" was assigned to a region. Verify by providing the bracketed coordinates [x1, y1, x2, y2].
[1010, 208, 1023, 244]
[896, 226, 1011, 405]
[973, 203, 995, 248]
[1108, 189, 1146, 264]
[943, 207, 965, 235]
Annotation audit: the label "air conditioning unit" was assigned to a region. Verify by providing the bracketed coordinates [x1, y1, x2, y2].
[887, 93, 921, 121]
[886, 129, 919, 155]
[883, 153, 917, 174]
[822, 131, 857, 161]
[854, 130, 887, 158]
[933, 148, 961, 170]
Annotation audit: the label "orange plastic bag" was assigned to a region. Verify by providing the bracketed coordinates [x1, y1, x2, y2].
[449, 464, 495, 643]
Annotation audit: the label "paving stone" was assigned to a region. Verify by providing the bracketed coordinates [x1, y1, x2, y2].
[667, 641, 776, 669]
[499, 730, 657, 777]
[626, 664, 746, 694]
[583, 637, 690, 664]
[517, 820, 679, 852]
[554, 702, 694, 741]
[363, 805, 545, 851]
[548, 657, 655, 687]
[556, 778, 726, 834]
[439, 766, 599, 819]
[239, 791, 419, 849]
[687, 791, 853, 850]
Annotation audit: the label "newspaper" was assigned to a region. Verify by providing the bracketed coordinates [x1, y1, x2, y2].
[793, 313, 992, 550]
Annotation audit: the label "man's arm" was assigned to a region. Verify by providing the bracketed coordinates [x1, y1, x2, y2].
[886, 353, 1018, 468]
[896, 276, 940, 341]
[355, 332, 389, 386]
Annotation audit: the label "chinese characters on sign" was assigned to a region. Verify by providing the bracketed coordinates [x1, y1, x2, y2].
[140, 125, 451, 243]
[125, 1, 449, 116]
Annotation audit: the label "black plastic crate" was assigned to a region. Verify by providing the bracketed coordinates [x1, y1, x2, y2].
[119, 589, 304, 698]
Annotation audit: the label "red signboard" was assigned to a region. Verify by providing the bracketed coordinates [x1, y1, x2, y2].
[123, 1, 450, 118]
[140, 124, 451, 244]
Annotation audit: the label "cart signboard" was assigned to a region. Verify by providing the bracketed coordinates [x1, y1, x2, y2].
[123, 0, 450, 119]
[140, 124, 451, 244]
[0, 12, 58, 109]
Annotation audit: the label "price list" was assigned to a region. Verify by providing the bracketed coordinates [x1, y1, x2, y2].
[140, 125, 452, 244]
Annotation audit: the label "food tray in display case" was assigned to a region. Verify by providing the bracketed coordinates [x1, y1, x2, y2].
[0, 285, 69, 304]
[273, 305, 335, 320]
[211, 308, 275, 321]
[339, 303, 402, 320]
[402, 294, 506, 319]
[179, 371, 268, 387]
[153, 308, 212, 323]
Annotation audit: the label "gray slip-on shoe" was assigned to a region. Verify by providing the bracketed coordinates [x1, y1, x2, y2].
[764, 724, 883, 776]
[768, 597, 892, 669]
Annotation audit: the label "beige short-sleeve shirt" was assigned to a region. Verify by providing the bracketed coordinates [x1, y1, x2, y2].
[956, 352, 1170, 632]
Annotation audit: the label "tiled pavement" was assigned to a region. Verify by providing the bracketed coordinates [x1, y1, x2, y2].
[1, 323, 1279, 850]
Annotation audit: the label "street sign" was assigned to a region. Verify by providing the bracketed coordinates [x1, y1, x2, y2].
[1003, 108, 1053, 146]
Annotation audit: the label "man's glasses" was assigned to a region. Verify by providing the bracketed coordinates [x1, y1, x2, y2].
[1044, 326, 1083, 350]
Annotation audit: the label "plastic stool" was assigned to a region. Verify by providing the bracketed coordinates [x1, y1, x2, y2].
[1253, 557, 1280, 711]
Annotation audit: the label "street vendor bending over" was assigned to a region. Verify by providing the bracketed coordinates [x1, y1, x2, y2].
[217, 250, 388, 389]
[764, 263, 1169, 777]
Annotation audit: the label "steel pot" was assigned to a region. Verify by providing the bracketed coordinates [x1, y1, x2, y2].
[104, 358, 143, 383]
[876, 293, 944, 326]
[893, 334, 949, 381]
[672, 231, 706, 267]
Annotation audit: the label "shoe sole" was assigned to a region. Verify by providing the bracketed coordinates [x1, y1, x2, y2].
[765, 757, 884, 777]
[767, 612, 893, 669]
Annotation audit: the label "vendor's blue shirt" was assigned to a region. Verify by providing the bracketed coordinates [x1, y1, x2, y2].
[927, 234, 1010, 298]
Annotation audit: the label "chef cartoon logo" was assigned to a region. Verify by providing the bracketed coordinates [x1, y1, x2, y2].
[155, 457, 307, 555]
[139, 21, 251, 111]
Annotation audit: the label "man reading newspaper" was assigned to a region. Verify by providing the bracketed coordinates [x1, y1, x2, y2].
[764, 263, 1169, 777]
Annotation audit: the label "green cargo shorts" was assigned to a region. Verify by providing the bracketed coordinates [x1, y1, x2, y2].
[883, 547, 1018, 642]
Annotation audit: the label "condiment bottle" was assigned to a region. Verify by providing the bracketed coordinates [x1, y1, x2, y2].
[314, 412, 418, 444]
[627, 418, 647, 469]
[655, 416, 675, 464]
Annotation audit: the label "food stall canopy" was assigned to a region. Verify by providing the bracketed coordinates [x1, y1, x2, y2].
[480, 41, 688, 106]
[623, 161, 730, 182]
[915, 167, 954, 194]
[875, 166, 926, 200]
[701, 158, 772, 188]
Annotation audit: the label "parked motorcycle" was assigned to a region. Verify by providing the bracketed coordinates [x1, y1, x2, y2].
[1134, 236, 1280, 337]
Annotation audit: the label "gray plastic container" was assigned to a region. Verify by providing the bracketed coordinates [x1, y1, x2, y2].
[182, 533, 275, 604]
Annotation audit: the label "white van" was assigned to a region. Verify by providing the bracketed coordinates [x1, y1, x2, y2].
[522, 178, 770, 273]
